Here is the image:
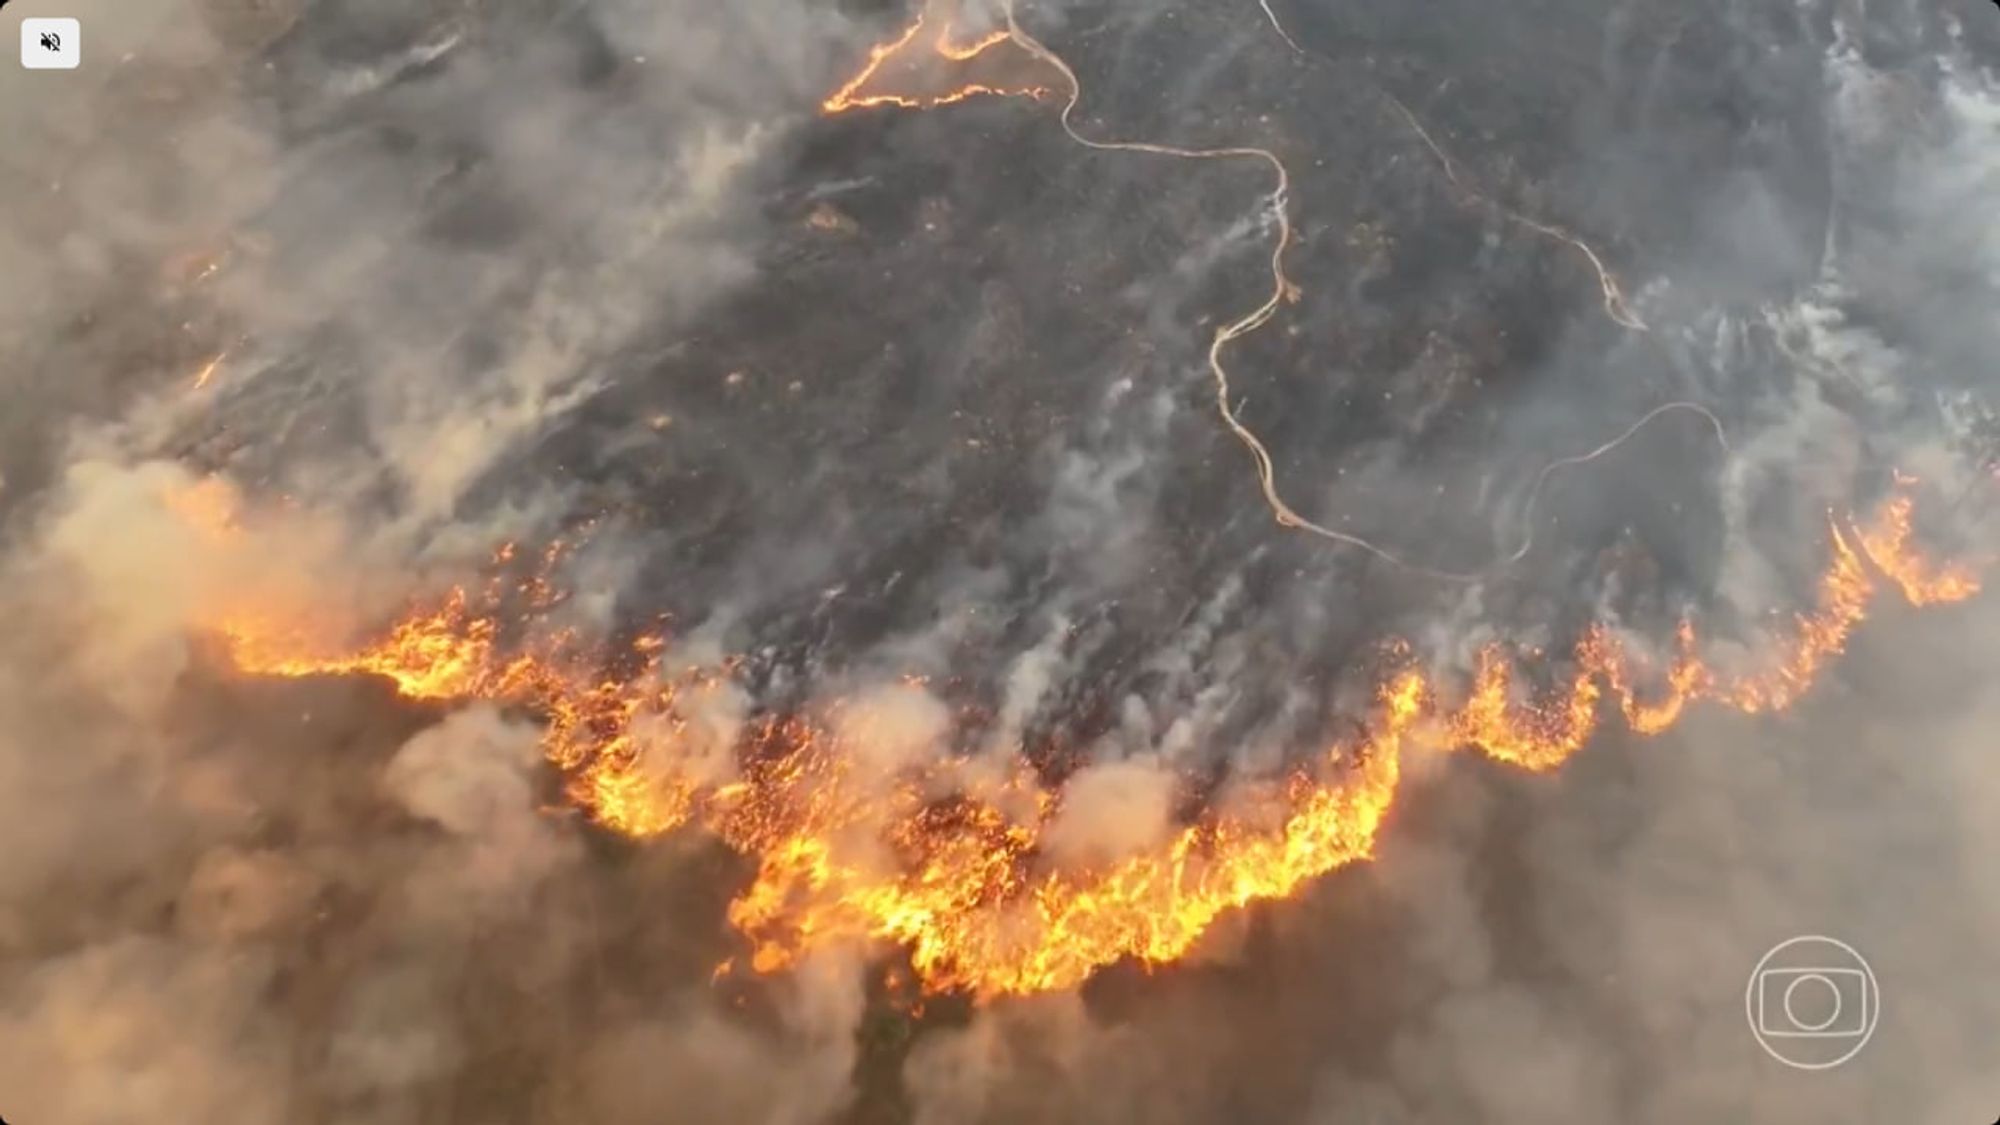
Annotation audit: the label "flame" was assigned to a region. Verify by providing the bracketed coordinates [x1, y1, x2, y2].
[724, 672, 1421, 994]
[216, 572, 699, 839]
[1853, 491, 1983, 606]
[190, 352, 226, 390]
[203, 487, 1980, 997]
[820, 4, 1054, 114]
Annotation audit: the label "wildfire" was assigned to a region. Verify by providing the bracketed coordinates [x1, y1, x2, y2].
[1853, 490, 1984, 606]
[211, 545, 700, 839]
[179, 9, 1991, 1001]
[820, 3, 1055, 114]
[202, 486, 1980, 997]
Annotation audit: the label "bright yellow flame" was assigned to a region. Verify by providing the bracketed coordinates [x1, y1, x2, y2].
[205, 486, 1981, 997]
[1854, 491, 1983, 606]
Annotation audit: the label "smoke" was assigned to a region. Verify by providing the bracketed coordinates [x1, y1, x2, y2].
[1040, 754, 1178, 868]
[1, 0, 1996, 1120]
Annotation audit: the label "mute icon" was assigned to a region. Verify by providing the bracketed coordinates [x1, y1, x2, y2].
[21, 17, 80, 69]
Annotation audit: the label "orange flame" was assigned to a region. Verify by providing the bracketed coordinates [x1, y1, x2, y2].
[821, 6, 1054, 114]
[216, 574, 701, 839]
[1853, 491, 1984, 606]
[190, 352, 226, 390]
[205, 487, 1979, 997]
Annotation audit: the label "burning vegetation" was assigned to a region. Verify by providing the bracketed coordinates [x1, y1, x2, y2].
[202, 479, 1979, 999]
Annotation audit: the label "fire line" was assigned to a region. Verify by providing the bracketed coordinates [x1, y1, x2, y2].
[207, 487, 1979, 998]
